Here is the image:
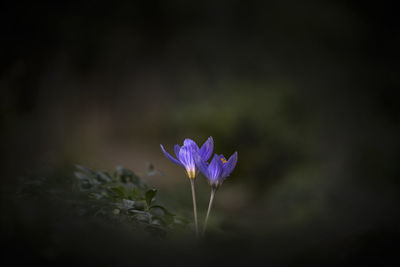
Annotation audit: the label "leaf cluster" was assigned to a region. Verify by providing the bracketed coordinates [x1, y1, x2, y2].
[73, 165, 188, 237]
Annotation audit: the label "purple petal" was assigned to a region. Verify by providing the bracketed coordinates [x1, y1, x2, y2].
[199, 136, 214, 161]
[178, 146, 196, 177]
[221, 152, 238, 178]
[208, 154, 223, 182]
[174, 144, 181, 158]
[183, 138, 199, 151]
[160, 144, 182, 166]
[194, 152, 209, 178]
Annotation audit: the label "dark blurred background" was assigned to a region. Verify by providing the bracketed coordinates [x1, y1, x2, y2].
[1, 0, 399, 266]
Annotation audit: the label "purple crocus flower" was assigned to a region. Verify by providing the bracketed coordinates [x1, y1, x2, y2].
[195, 152, 238, 187]
[195, 151, 238, 235]
[160, 137, 213, 179]
[160, 137, 213, 236]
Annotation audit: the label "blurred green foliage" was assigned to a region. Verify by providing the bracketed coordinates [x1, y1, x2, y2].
[74, 165, 188, 234]
[17, 165, 188, 239]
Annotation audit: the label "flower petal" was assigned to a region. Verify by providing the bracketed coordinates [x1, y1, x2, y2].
[183, 138, 199, 151]
[160, 144, 182, 166]
[174, 144, 181, 158]
[178, 145, 197, 178]
[221, 152, 238, 178]
[194, 151, 209, 178]
[208, 154, 223, 182]
[199, 136, 214, 161]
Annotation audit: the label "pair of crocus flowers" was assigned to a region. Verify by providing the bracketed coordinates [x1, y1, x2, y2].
[160, 137, 237, 235]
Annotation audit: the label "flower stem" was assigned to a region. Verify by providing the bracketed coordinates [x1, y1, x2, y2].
[203, 187, 216, 235]
[190, 179, 199, 236]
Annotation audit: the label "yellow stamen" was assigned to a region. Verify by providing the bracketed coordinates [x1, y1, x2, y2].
[221, 158, 227, 164]
[187, 169, 196, 179]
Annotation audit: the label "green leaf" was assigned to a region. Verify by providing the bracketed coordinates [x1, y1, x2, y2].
[129, 187, 142, 199]
[117, 199, 135, 210]
[145, 189, 157, 206]
[97, 171, 111, 182]
[133, 201, 145, 211]
[128, 209, 147, 215]
[149, 205, 174, 216]
[110, 186, 127, 198]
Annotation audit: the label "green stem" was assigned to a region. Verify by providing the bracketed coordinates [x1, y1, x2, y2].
[190, 179, 199, 236]
[203, 187, 216, 235]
